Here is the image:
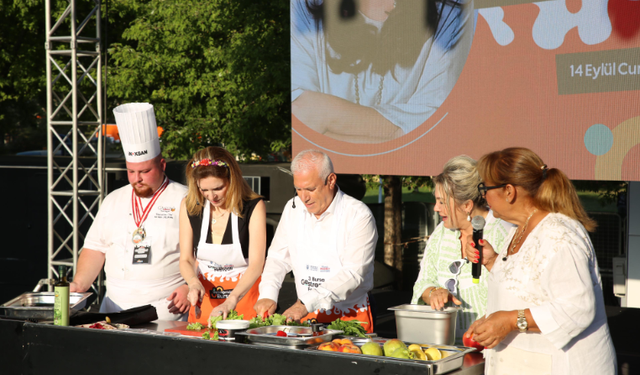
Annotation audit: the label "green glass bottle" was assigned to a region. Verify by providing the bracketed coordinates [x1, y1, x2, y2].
[54, 265, 69, 326]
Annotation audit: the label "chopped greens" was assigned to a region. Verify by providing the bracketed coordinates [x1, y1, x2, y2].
[248, 313, 310, 329]
[327, 319, 367, 338]
[186, 322, 205, 331]
[201, 330, 219, 341]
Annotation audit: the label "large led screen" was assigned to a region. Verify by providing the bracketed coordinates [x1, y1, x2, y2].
[291, 0, 640, 180]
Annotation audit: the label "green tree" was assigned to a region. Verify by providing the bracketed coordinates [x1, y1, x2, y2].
[0, 0, 48, 154]
[107, 0, 291, 160]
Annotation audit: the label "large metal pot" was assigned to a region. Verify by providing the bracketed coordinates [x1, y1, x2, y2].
[388, 304, 459, 345]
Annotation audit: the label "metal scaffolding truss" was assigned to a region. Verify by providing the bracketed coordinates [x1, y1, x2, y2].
[45, 0, 103, 292]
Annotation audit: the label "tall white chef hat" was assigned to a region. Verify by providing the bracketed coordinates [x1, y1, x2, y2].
[113, 103, 161, 163]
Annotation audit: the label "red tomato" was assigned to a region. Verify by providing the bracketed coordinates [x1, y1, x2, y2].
[276, 330, 288, 337]
[462, 335, 484, 352]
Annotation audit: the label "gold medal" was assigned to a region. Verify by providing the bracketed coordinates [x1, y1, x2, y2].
[130, 178, 168, 245]
[132, 227, 146, 244]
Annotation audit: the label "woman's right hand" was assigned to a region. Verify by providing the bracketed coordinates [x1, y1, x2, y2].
[187, 280, 205, 306]
[422, 287, 461, 311]
[464, 238, 499, 272]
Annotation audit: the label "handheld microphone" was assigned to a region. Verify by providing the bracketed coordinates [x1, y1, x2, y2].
[471, 215, 486, 284]
[292, 190, 297, 209]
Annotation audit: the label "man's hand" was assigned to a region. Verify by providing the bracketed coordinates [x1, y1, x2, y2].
[282, 300, 309, 322]
[253, 298, 277, 318]
[69, 282, 86, 293]
[167, 284, 190, 314]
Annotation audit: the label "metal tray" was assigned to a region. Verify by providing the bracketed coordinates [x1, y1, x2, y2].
[305, 337, 475, 375]
[235, 325, 343, 347]
[1, 292, 92, 320]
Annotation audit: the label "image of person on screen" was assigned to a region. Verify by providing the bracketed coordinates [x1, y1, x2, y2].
[291, 0, 475, 144]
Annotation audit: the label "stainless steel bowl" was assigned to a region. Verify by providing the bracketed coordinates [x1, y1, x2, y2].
[1, 291, 92, 320]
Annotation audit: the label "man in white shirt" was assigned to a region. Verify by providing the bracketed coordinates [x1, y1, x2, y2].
[254, 150, 377, 332]
[70, 103, 189, 320]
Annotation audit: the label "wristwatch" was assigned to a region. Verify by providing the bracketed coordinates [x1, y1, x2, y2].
[517, 309, 528, 333]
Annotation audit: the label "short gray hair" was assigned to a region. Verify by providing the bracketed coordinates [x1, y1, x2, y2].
[433, 155, 485, 209]
[291, 150, 334, 181]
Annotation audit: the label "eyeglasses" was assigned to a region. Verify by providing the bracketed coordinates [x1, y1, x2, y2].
[477, 182, 507, 198]
[444, 259, 469, 295]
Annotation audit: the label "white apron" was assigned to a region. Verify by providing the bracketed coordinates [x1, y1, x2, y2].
[196, 202, 247, 280]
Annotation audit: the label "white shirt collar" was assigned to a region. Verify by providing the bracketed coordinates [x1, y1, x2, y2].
[306, 187, 343, 221]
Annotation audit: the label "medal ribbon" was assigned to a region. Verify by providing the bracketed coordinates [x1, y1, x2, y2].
[131, 177, 169, 228]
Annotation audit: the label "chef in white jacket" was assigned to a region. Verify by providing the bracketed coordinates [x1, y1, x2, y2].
[70, 103, 189, 320]
[254, 150, 377, 332]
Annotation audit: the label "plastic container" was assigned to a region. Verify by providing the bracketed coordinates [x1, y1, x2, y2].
[388, 304, 459, 345]
[216, 320, 250, 342]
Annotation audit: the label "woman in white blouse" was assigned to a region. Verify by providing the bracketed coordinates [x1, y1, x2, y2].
[465, 147, 616, 375]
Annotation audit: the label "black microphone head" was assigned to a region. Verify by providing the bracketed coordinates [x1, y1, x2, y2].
[292, 192, 297, 208]
[471, 215, 486, 231]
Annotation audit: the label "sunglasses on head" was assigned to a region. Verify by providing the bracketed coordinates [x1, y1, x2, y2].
[443, 258, 469, 295]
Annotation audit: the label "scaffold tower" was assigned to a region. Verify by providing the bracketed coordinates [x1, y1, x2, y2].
[45, 0, 104, 292]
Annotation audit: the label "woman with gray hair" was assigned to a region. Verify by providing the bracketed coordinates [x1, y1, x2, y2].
[412, 155, 513, 344]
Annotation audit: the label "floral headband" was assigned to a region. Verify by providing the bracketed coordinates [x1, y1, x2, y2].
[190, 158, 228, 169]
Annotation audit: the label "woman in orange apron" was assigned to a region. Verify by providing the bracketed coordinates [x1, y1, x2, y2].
[179, 146, 266, 325]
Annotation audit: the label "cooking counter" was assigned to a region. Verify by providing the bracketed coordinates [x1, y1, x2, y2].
[0, 318, 484, 375]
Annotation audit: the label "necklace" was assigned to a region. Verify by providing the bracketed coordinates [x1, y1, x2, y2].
[354, 74, 384, 106]
[502, 209, 538, 261]
[211, 209, 227, 225]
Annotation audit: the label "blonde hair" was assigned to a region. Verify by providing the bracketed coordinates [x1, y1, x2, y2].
[433, 155, 487, 227]
[184, 146, 260, 217]
[478, 147, 596, 232]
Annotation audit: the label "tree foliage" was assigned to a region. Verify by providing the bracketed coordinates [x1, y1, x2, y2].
[107, 0, 291, 159]
[0, 0, 48, 154]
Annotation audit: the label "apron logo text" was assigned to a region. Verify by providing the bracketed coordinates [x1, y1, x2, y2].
[209, 285, 232, 299]
[301, 276, 325, 291]
[208, 263, 234, 272]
